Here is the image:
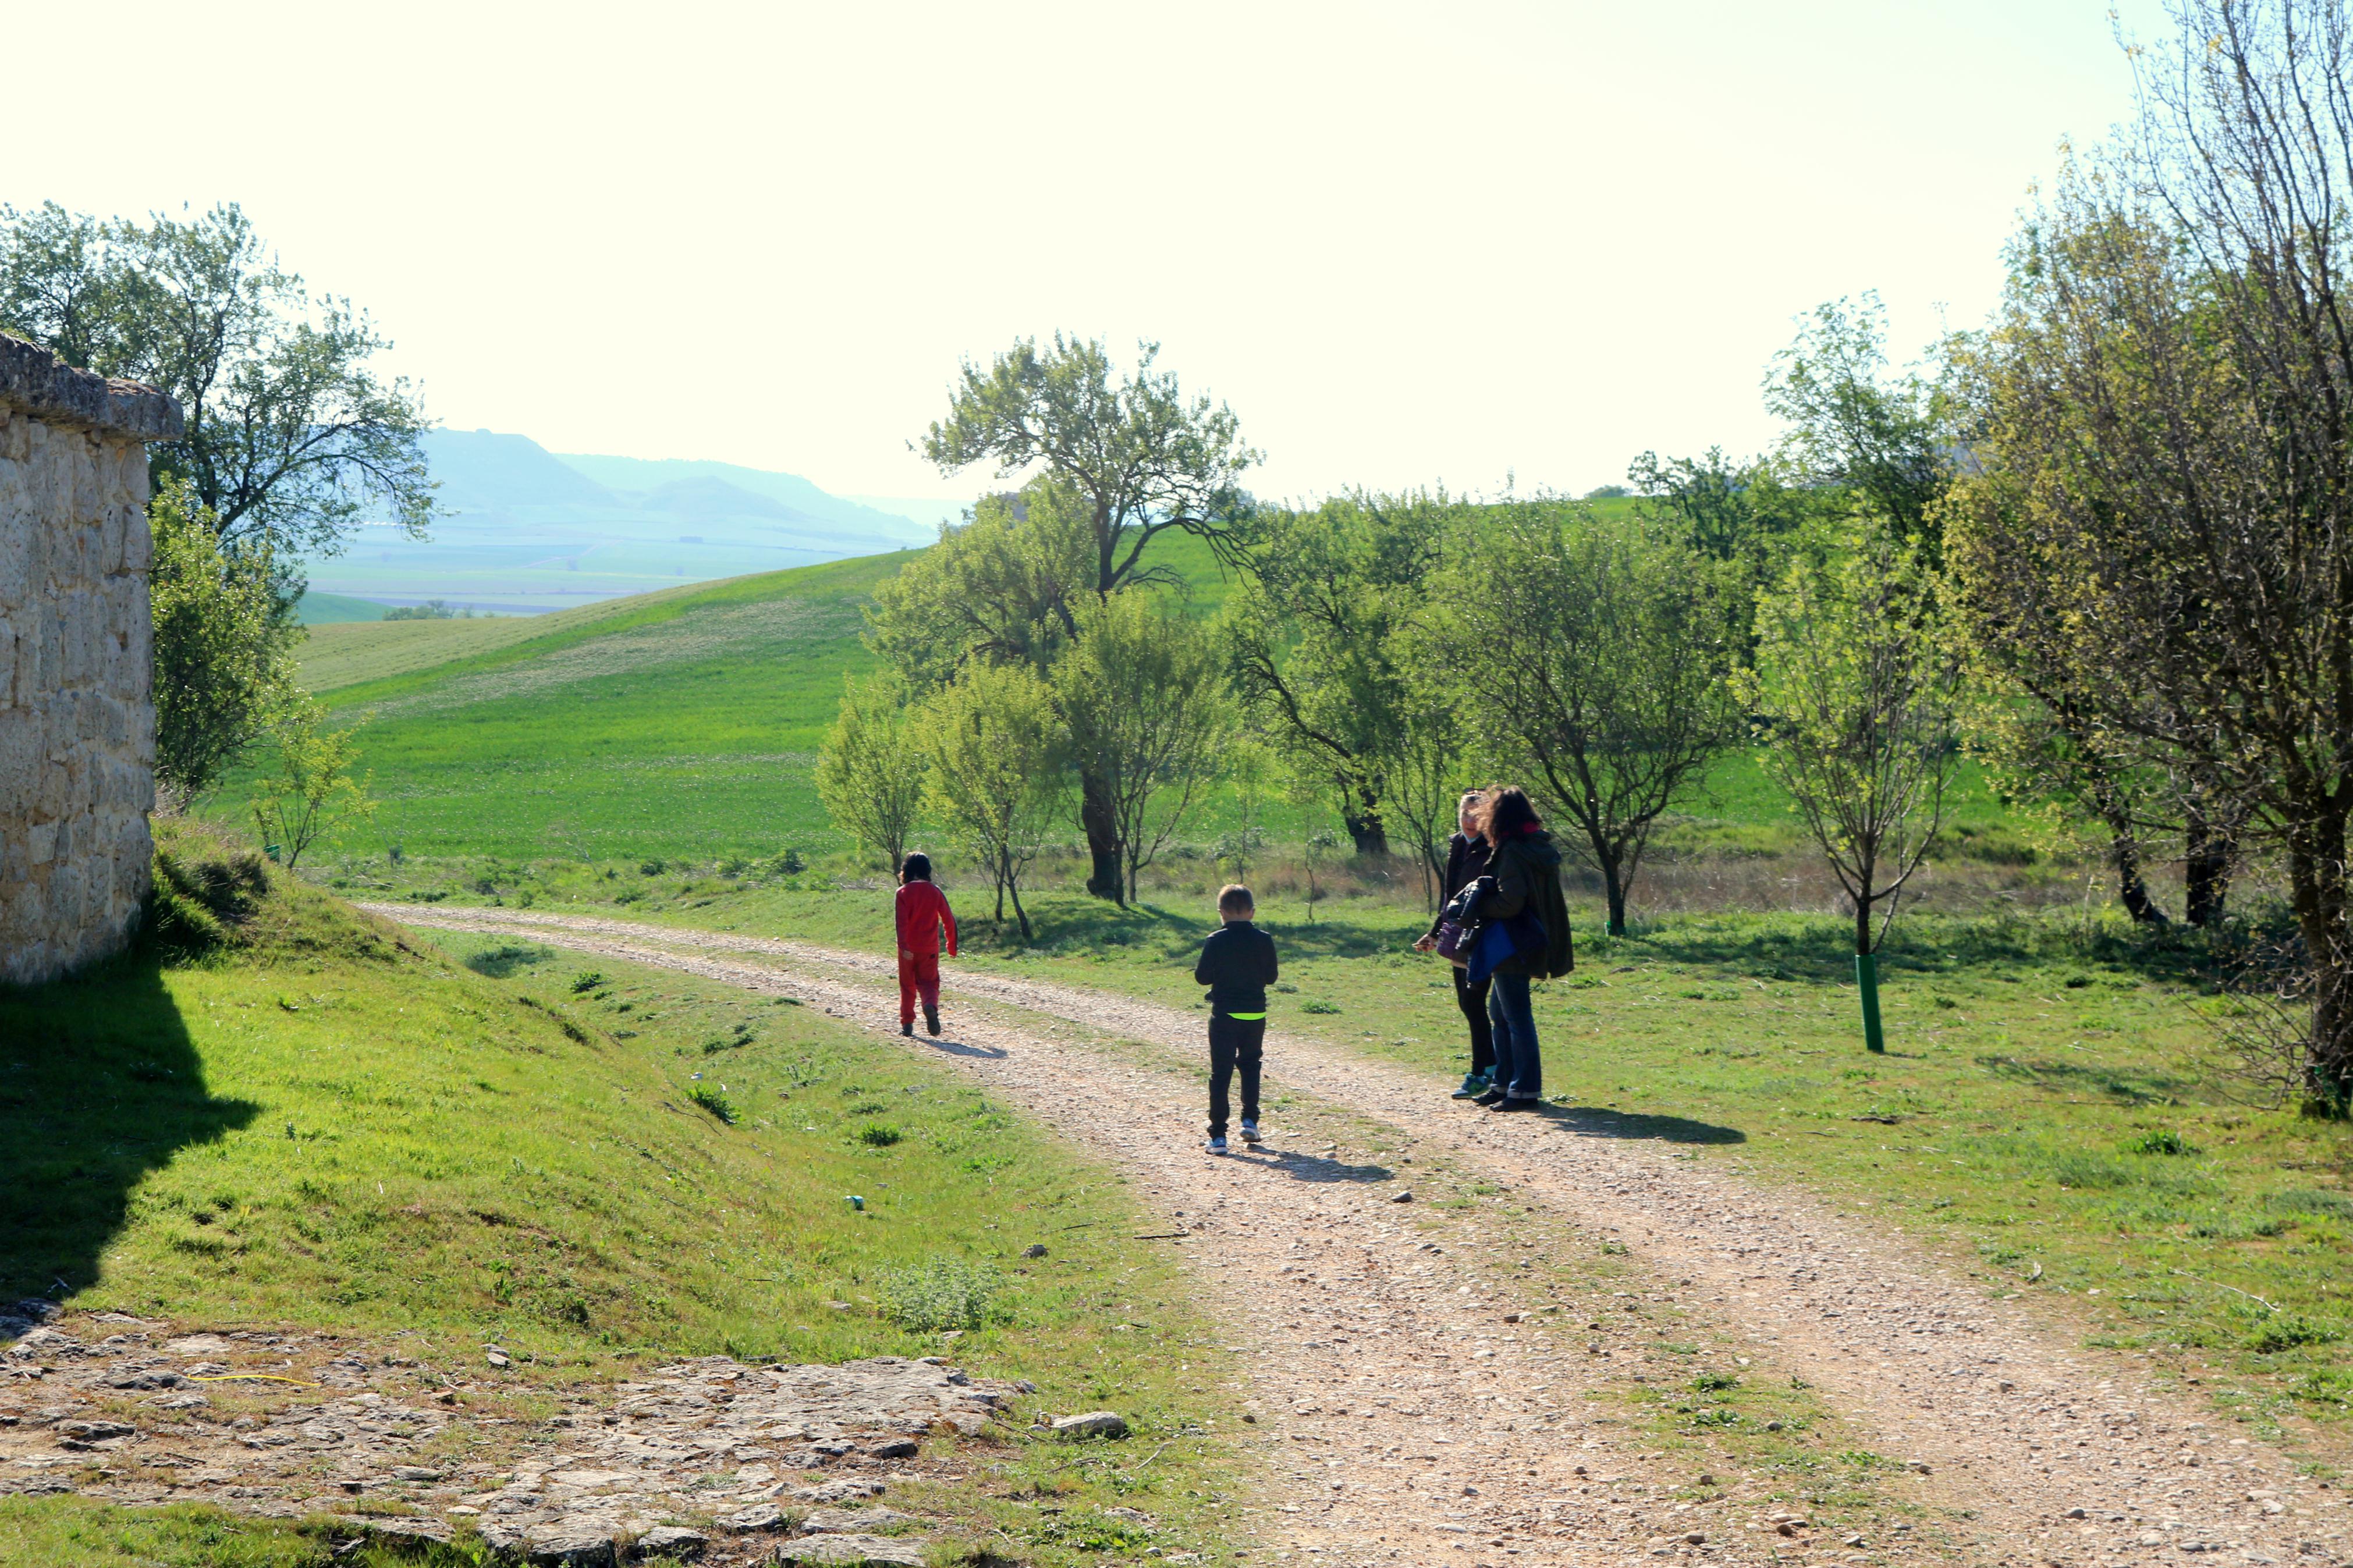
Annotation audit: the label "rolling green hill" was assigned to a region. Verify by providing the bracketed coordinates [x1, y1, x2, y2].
[251, 524, 2043, 907]
[291, 591, 392, 625]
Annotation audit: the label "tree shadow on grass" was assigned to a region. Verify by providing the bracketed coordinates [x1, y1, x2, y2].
[1532, 1104, 1747, 1145]
[1589, 910, 2230, 991]
[0, 955, 256, 1313]
[967, 895, 1410, 965]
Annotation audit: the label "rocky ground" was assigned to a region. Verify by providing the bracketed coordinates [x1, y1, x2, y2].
[360, 904, 2353, 1568]
[0, 1307, 1017, 1565]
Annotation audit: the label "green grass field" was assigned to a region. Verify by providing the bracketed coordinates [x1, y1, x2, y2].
[292, 592, 392, 626]
[0, 823, 1239, 1566]
[249, 529, 2059, 926]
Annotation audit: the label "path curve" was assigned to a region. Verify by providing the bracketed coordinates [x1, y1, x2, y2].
[367, 903, 2353, 1568]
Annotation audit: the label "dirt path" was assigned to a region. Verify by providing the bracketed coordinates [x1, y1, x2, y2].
[368, 904, 2353, 1567]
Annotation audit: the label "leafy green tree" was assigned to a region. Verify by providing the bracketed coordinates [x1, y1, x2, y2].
[1763, 294, 1947, 547]
[1430, 503, 1740, 936]
[1386, 687, 1474, 911]
[1740, 525, 1959, 963]
[866, 479, 1094, 691]
[1226, 494, 1448, 855]
[148, 479, 300, 808]
[814, 674, 929, 873]
[249, 705, 375, 870]
[1052, 593, 1231, 905]
[920, 335, 1257, 897]
[921, 662, 1066, 940]
[0, 201, 434, 585]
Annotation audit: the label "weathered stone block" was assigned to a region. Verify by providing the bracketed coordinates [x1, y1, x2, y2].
[0, 333, 178, 984]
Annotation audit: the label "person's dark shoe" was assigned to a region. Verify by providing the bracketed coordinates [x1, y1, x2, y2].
[1473, 1087, 1507, 1107]
[1494, 1096, 1543, 1111]
[900, 1020, 914, 1037]
[923, 1004, 941, 1037]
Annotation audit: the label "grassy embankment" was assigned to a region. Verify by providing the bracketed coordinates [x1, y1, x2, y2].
[375, 872, 2353, 1465]
[0, 823, 1238, 1567]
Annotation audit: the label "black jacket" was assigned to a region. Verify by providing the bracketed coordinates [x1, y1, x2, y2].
[1424, 831, 1493, 940]
[1194, 920, 1279, 1015]
[1464, 830, 1575, 979]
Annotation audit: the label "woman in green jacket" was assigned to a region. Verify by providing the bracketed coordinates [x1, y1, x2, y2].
[1463, 785, 1573, 1108]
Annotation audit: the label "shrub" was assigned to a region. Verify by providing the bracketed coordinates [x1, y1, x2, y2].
[688, 1086, 737, 1125]
[2247, 1315, 2344, 1354]
[859, 1123, 904, 1147]
[2124, 1129, 2200, 1157]
[879, 1258, 1000, 1333]
[570, 971, 605, 994]
[1301, 1000, 1340, 1015]
[1690, 1372, 1740, 1392]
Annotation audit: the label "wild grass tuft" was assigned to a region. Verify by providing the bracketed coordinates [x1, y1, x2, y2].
[879, 1257, 1001, 1333]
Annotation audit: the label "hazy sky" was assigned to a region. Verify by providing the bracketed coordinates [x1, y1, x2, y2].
[9, 2, 2168, 506]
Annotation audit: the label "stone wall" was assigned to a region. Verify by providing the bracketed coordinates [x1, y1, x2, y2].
[0, 334, 183, 985]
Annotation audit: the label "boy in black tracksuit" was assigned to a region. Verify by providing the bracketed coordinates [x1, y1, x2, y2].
[1194, 883, 1278, 1153]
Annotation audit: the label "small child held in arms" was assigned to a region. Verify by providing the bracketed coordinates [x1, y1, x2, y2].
[894, 853, 958, 1038]
[1193, 883, 1278, 1154]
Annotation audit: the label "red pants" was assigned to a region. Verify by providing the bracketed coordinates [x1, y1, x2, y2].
[898, 953, 939, 1025]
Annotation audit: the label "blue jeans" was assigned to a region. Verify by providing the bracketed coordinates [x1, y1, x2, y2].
[1487, 972, 1541, 1101]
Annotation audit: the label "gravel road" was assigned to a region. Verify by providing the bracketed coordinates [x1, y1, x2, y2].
[365, 902, 2353, 1568]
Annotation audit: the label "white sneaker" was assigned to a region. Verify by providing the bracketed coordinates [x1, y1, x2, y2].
[1205, 1136, 1228, 1154]
[1239, 1120, 1262, 1143]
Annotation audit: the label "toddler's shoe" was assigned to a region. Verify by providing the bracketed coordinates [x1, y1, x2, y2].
[1205, 1136, 1229, 1155]
[924, 1004, 941, 1037]
[1451, 1073, 1489, 1100]
[1239, 1120, 1262, 1144]
[900, 1021, 913, 1037]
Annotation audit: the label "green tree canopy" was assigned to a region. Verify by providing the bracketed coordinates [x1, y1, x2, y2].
[148, 479, 301, 808]
[1052, 593, 1231, 905]
[1428, 503, 1740, 936]
[0, 201, 434, 585]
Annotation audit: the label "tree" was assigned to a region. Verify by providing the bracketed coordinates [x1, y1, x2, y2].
[1386, 688, 1473, 912]
[1213, 736, 1276, 882]
[148, 479, 300, 808]
[1429, 503, 1740, 935]
[1763, 294, 1947, 547]
[1226, 494, 1450, 855]
[814, 674, 929, 873]
[921, 662, 1066, 941]
[0, 201, 434, 588]
[865, 480, 1095, 692]
[1052, 593, 1231, 904]
[921, 335, 1257, 897]
[249, 705, 375, 870]
[1943, 5, 2353, 1110]
[1740, 526, 1960, 1049]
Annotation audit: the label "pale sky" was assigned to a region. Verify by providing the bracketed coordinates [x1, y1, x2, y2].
[9, 1, 2164, 506]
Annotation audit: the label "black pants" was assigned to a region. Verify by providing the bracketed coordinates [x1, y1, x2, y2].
[1453, 966, 1495, 1076]
[1206, 1014, 1265, 1136]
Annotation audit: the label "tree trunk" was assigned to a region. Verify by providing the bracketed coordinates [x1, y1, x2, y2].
[1009, 872, 1034, 943]
[2084, 769, 2166, 924]
[2185, 804, 2235, 928]
[1343, 792, 1388, 856]
[2285, 820, 2353, 1114]
[2111, 832, 2169, 926]
[1079, 768, 1123, 902]
[1599, 853, 1628, 937]
[1853, 848, 1878, 955]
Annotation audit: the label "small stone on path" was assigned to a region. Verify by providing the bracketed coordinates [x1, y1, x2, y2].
[1050, 1410, 1129, 1439]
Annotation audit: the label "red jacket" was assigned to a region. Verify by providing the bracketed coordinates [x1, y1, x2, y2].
[895, 880, 958, 959]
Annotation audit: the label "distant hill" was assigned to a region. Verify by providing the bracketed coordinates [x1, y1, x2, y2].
[294, 591, 394, 625]
[295, 430, 948, 614]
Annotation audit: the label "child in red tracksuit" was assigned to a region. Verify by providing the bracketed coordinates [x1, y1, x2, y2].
[894, 852, 957, 1037]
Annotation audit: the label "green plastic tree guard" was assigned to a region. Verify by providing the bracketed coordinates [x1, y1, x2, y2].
[1856, 952, 1886, 1054]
